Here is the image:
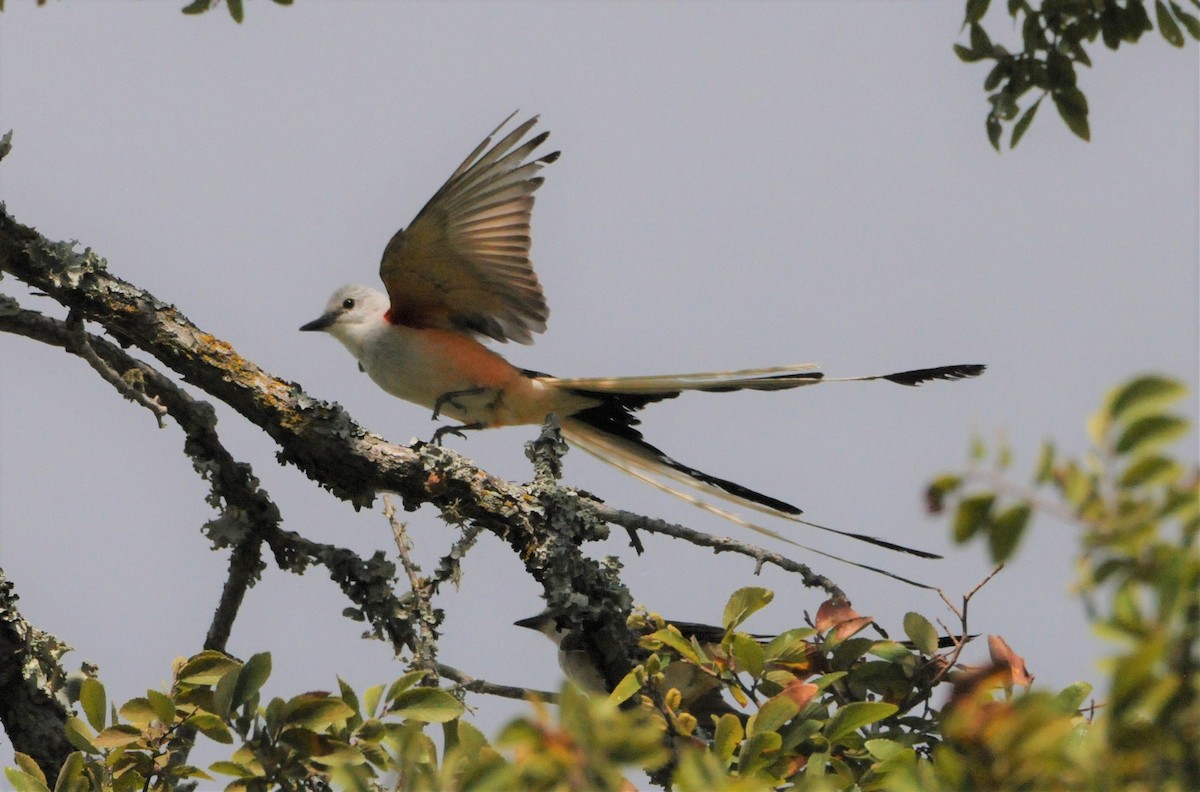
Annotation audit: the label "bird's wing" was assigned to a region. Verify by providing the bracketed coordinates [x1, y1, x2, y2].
[379, 113, 558, 344]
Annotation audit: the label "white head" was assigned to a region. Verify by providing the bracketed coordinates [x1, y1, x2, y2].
[299, 285, 391, 359]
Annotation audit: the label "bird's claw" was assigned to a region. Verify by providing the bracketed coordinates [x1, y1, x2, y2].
[430, 422, 484, 446]
[431, 387, 487, 421]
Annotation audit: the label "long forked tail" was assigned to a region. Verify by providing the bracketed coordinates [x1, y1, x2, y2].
[553, 362, 985, 563]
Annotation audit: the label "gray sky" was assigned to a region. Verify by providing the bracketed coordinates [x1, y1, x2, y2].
[2, 1, 1197, 768]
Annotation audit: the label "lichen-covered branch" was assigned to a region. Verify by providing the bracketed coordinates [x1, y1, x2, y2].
[0, 569, 75, 780]
[0, 198, 850, 721]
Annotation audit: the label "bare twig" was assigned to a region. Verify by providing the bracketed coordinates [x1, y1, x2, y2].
[428, 522, 484, 594]
[932, 563, 1004, 682]
[65, 308, 167, 427]
[384, 495, 440, 685]
[598, 506, 847, 600]
[436, 663, 558, 703]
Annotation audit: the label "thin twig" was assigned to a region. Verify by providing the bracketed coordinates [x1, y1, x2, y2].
[384, 495, 441, 685]
[428, 522, 484, 595]
[932, 563, 1004, 682]
[436, 662, 558, 703]
[597, 506, 846, 600]
[65, 309, 167, 427]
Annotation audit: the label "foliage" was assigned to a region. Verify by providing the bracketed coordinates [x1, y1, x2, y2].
[955, 0, 1200, 150]
[927, 373, 1199, 788]
[5, 374, 1197, 789]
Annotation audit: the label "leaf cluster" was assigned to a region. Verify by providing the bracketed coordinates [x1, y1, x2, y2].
[608, 588, 972, 789]
[955, 0, 1200, 149]
[926, 373, 1199, 789]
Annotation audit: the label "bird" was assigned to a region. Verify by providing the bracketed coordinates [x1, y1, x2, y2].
[300, 113, 984, 557]
[514, 609, 974, 720]
[514, 610, 741, 721]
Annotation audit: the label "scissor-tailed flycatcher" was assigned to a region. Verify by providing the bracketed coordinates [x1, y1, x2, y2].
[301, 114, 984, 557]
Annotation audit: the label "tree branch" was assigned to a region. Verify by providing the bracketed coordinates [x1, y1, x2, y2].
[0, 569, 75, 780]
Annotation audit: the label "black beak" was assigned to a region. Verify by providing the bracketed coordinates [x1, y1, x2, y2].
[514, 615, 548, 631]
[299, 313, 335, 332]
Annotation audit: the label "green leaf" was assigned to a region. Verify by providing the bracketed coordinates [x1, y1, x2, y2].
[178, 651, 242, 685]
[208, 762, 256, 779]
[118, 698, 158, 728]
[867, 640, 912, 662]
[954, 493, 995, 543]
[383, 670, 426, 704]
[362, 683, 385, 718]
[954, 43, 987, 62]
[965, 0, 992, 23]
[986, 114, 1002, 152]
[644, 629, 704, 665]
[4, 768, 50, 792]
[989, 502, 1032, 562]
[92, 725, 143, 749]
[282, 694, 354, 730]
[825, 702, 899, 743]
[51, 752, 88, 792]
[763, 628, 816, 663]
[983, 62, 1007, 91]
[190, 712, 234, 744]
[232, 652, 271, 709]
[1156, 0, 1187, 44]
[969, 23, 993, 54]
[722, 587, 773, 631]
[713, 713, 744, 766]
[608, 669, 643, 706]
[337, 677, 361, 720]
[1107, 375, 1187, 422]
[1046, 51, 1076, 88]
[1011, 96, 1042, 147]
[1169, 2, 1200, 37]
[227, 0, 244, 24]
[63, 717, 99, 755]
[902, 612, 939, 655]
[1052, 86, 1090, 141]
[729, 633, 765, 679]
[748, 692, 800, 738]
[213, 667, 239, 719]
[388, 687, 465, 722]
[1054, 681, 1094, 711]
[1115, 414, 1189, 456]
[1120, 455, 1182, 488]
[737, 731, 782, 776]
[864, 737, 907, 761]
[147, 690, 176, 725]
[12, 754, 46, 788]
[79, 678, 106, 732]
[180, 0, 210, 15]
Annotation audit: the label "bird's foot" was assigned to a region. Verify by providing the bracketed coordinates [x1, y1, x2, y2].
[431, 387, 487, 421]
[431, 422, 484, 446]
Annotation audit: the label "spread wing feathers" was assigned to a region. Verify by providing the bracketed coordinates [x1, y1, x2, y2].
[379, 113, 559, 344]
[549, 363, 986, 395]
[560, 418, 937, 589]
[557, 402, 942, 560]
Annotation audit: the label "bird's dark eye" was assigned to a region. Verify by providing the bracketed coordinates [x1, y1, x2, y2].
[342, 298, 356, 310]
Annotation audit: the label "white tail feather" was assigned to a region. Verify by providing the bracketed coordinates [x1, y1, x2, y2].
[548, 363, 821, 394]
